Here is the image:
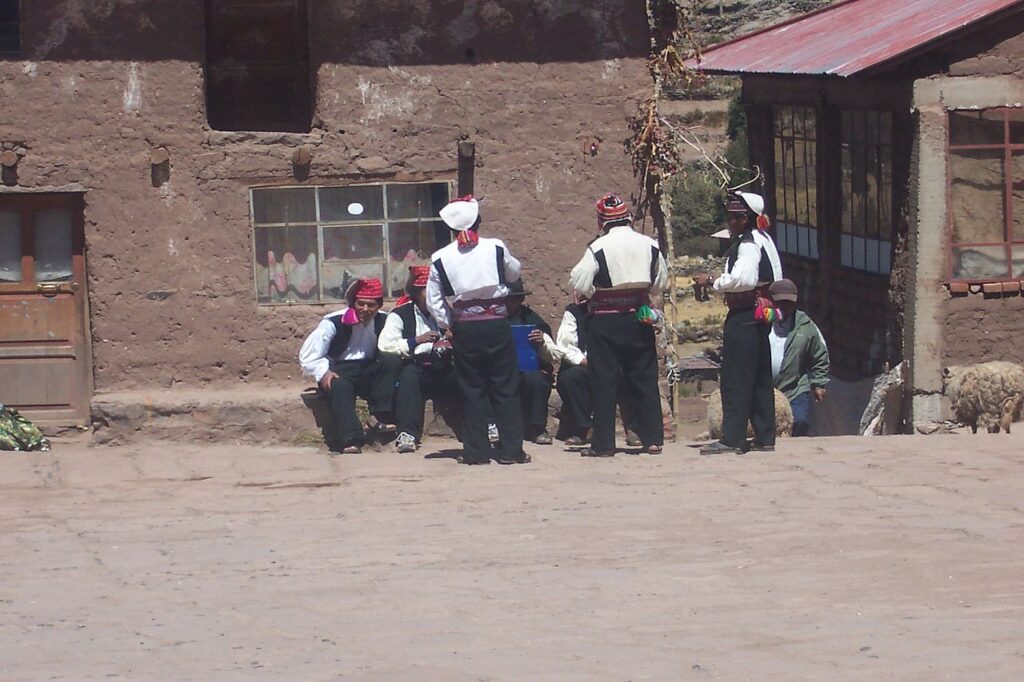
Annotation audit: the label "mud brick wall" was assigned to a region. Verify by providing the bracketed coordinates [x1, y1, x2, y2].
[0, 0, 650, 391]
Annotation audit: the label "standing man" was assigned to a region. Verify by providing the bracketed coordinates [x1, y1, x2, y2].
[699, 192, 783, 455]
[378, 265, 460, 453]
[505, 279, 562, 445]
[426, 195, 529, 466]
[569, 193, 669, 457]
[767, 279, 829, 437]
[555, 296, 642, 447]
[298, 278, 401, 454]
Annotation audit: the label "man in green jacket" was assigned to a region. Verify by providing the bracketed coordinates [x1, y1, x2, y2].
[767, 279, 829, 437]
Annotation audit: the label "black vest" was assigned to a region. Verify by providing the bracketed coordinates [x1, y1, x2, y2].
[393, 302, 421, 347]
[566, 302, 589, 355]
[725, 232, 775, 285]
[327, 312, 388, 360]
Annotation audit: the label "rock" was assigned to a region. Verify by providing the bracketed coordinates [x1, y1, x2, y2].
[355, 155, 389, 172]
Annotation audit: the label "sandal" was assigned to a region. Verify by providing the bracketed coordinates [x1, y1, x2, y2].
[368, 417, 397, 433]
[645, 445, 663, 455]
[341, 445, 362, 454]
[581, 447, 615, 458]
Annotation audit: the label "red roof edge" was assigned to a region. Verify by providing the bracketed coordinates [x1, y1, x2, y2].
[689, 0, 865, 67]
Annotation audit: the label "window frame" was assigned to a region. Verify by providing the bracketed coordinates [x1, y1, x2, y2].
[771, 105, 820, 261]
[0, 0, 20, 56]
[249, 181, 453, 306]
[946, 107, 1024, 284]
[839, 109, 895, 276]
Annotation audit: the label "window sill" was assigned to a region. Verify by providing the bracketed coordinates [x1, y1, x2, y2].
[946, 280, 1022, 297]
[204, 130, 323, 148]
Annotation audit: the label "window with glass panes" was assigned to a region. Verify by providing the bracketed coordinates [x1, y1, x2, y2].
[773, 106, 819, 259]
[947, 108, 1024, 282]
[840, 111, 894, 275]
[250, 182, 451, 304]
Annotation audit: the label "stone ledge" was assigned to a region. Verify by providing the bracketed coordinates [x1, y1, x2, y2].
[89, 384, 458, 448]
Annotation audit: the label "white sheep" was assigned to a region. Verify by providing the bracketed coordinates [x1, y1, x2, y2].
[942, 361, 1024, 434]
[706, 388, 793, 441]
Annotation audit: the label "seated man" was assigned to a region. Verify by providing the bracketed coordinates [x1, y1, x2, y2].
[378, 266, 461, 454]
[298, 278, 401, 453]
[506, 280, 562, 445]
[768, 279, 830, 437]
[556, 296, 641, 446]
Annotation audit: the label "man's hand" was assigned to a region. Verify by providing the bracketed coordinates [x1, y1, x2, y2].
[580, 357, 588, 367]
[415, 331, 441, 345]
[528, 329, 544, 346]
[320, 371, 339, 391]
[813, 387, 827, 403]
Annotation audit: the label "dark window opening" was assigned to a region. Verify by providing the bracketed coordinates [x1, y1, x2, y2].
[0, 0, 20, 55]
[204, 0, 312, 133]
[772, 106, 819, 259]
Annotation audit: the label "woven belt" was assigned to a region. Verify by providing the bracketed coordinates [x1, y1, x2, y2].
[590, 288, 649, 315]
[724, 285, 771, 310]
[453, 298, 508, 322]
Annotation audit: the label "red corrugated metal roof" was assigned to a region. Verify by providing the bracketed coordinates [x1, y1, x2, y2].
[687, 0, 1024, 77]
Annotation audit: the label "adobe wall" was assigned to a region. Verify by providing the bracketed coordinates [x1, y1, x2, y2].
[907, 20, 1024, 423]
[0, 0, 650, 391]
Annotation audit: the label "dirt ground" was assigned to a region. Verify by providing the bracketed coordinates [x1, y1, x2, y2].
[2, 433, 1022, 681]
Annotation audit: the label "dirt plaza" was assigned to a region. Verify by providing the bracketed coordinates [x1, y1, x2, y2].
[1, 433, 1022, 681]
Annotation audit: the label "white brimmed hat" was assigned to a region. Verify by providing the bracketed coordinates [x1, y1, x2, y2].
[439, 195, 480, 232]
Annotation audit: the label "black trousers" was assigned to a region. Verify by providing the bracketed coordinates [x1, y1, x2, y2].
[520, 370, 553, 439]
[720, 307, 776, 448]
[588, 313, 663, 450]
[556, 364, 592, 437]
[326, 355, 402, 447]
[395, 360, 460, 441]
[557, 364, 639, 440]
[452, 318, 524, 463]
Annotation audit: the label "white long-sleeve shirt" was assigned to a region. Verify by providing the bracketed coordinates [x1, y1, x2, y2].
[556, 309, 587, 366]
[713, 230, 784, 293]
[569, 224, 669, 298]
[427, 236, 522, 328]
[298, 311, 379, 383]
[377, 304, 440, 358]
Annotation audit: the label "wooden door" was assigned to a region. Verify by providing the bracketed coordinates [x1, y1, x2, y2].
[0, 193, 92, 427]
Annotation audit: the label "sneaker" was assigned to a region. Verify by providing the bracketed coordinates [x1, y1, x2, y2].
[534, 432, 553, 445]
[395, 432, 417, 454]
[699, 441, 744, 456]
[487, 423, 500, 443]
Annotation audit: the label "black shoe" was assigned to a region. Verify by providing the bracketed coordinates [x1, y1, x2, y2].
[460, 454, 491, 465]
[581, 447, 615, 458]
[699, 441, 744, 456]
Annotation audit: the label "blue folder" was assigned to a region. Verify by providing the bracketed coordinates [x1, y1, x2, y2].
[511, 324, 539, 372]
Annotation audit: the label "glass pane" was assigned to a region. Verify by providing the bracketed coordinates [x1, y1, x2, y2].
[952, 245, 1009, 280]
[879, 144, 893, 240]
[0, 210, 21, 282]
[319, 185, 384, 222]
[1013, 153, 1024, 241]
[253, 225, 319, 303]
[34, 209, 73, 282]
[1013, 246, 1024, 279]
[323, 225, 384, 261]
[1010, 109, 1024, 145]
[805, 129, 817, 228]
[802, 107, 816, 140]
[950, 149, 1005, 244]
[793, 139, 807, 226]
[387, 220, 447, 297]
[949, 110, 1005, 146]
[841, 145, 852, 234]
[865, 145, 879, 239]
[774, 137, 788, 222]
[252, 187, 316, 224]
[386, 183, 450, 221]
[321, 262, 384, 303]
